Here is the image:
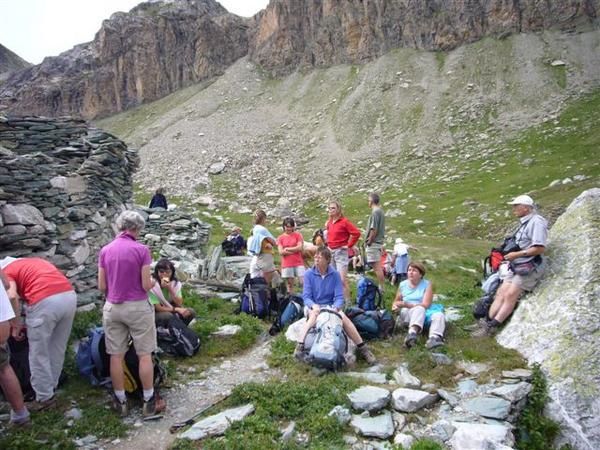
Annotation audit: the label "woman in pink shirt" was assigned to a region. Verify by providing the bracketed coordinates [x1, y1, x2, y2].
[276, 217, 305, 294]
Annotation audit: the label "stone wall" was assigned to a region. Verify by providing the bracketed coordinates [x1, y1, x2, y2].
[497, 188, 600, 450]
[0, 115, 138, 305]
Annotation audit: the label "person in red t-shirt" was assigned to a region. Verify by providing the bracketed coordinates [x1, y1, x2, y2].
[325, 200, 361, 302]
[1, 257, 77, 412]
[276, 217, 305, 294]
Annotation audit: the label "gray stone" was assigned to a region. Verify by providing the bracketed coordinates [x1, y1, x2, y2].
[449, 422, 514, 450]
[497, 189, 600, 450]
[501, 369, 532, 380]
[431, 419, 457, 442]
[458, 361, 490, 375]
[208, 162, 225, 174]
[462, 396, 511, 420]
[1, 204, 45, 226]
[392, 411, 406, 431]
[211, 325, 242, 336]
[328, 405, 352, 425]
[71, 241, 90, 265]
[3, 224, 26, 234]
[391, 388, 438, 413]
[64, 408, 83, 420]
[347, 386, 391, 412]
[179, 404, 255, 440]
[392, 363, 421, 388]
[343, 371, 388, 384]
[350, 410, 395, 439]
[438, 388, 460, 407]
[431, 352, 453, 365]
[490, 382, 532, 402]
[457, 379, 479, 396]
[394, 433, 415, 449]
[281, 421, 295, 441]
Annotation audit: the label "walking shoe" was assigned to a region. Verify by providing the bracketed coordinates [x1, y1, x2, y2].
[404, 332, 418, 348]
[142, 393, 166, 418]
[471, 321, 499, 338]
[27, 396, 57, 412]
[9, 412, 31, 429]
[111, 394, 129, 417]
[294, 342, 307, 361]
[425, 335, 444, 350]
[358, 345, 377, 366]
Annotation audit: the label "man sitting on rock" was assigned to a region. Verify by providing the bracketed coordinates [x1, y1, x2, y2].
[294, 246, 377, 365]
[473, 195, 548, 337]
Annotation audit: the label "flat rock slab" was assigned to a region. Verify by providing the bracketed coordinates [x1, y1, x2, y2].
[462, 396, 512, 420]
[347, 386, 391, 412]
[449, 421, 514, 450]
[392, 388, 438, 413]
[392, 364, 421, 389]
[490, 382, 532, 402]
[457, 379, 479, 396]
[211, 325, 242, 336]
[350, 410, 395, 439]
[179, 404, 255, 440]
[458, 361, 490, 375]
[501, 369, 532, 380]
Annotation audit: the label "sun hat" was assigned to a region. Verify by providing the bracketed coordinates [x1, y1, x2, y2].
[507, 195, 535, 207]
[395, 237, 404, 244]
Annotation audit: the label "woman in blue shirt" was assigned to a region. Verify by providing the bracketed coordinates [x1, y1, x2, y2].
[392, 261, 445, 349]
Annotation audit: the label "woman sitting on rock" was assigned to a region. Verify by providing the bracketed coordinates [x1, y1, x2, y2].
[392, 261, 445, 350]
[149, 259, 195, 326]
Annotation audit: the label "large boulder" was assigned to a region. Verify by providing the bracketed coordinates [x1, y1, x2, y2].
[497, 189, 600, 450]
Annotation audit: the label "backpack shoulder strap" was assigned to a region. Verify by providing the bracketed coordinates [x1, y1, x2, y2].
[375, 287, 383, 309]
[90, 327, 106, 378]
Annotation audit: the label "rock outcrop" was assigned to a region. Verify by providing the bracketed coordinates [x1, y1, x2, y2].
[0, 43, 31, 80]
[0, 115, 138, 305]
[498, 188, 600, 450]
[250, 0, 599, 74]
[0, 0, 249, 119]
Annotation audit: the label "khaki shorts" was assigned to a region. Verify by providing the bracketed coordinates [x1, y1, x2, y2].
[366, 244, 383, 263]
[329, 247, 349, 273]
[250, 253, 276, 278]
[103, 300, 156, 355]
[504, 267, 544, 292]
[0, 343, 9, 367]
[282, 266, 305, 278]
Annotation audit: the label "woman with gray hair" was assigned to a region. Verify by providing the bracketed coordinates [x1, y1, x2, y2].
[98, 210, 165, 418]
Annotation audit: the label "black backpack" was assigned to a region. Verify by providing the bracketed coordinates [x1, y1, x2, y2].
[157, 315, 200, 357]
[239, 274, 277, 319]
[473, 273, 502, 319]
[7, 337, 35, 401]
[346, 307, 395, 341]
[269, 294, 304, 335]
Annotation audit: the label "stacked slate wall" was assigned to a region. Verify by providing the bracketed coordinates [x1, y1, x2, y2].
[0, 115, 138, 305]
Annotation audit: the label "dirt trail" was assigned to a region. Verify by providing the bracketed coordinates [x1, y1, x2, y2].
[107, 336, 278, 449]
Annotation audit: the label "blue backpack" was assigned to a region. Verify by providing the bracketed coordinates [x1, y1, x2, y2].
[76, 326, 111, 387]
[239, 274, 272, 319]
[356, 276, 382, 311]
[346, 307, 395, 340]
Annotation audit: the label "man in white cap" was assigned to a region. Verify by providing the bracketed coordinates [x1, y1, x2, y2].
[473, 194, 548, 337]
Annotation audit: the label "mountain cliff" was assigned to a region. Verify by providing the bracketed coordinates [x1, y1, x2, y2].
[0, 0, 249, 119]
[0, 0, 598, 119]
[0, 43, 31, 81]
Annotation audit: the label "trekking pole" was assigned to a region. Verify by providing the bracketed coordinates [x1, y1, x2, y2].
[168, 393, 230, 433]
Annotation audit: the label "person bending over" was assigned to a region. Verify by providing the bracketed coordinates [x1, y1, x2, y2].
[294, 247, 377, 365]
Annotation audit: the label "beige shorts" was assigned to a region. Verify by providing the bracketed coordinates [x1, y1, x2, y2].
[329, 247, 349, 273]
[504, 267, 544, 292]
[366, 244, 383, 263]
[250, 253, 276, 278]
[103, 300, 156, 355]
[281, 266, 305, 278]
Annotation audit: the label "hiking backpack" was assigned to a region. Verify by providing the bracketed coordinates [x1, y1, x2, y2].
[346, 307, 395, 341]
[269, 294, 304, 335]
[355, 276, 382, 311]
[304, 309, 348, 371]
[76, 326, 166, 396]
[239, 274, 274, 319]
[157, 315, 201, 357]
[473, 272, 502, 319]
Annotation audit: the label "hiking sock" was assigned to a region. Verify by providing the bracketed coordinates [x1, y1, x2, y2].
[357, 342, 365, 348]
[489, 319, 501, 328]
[143, 389, 154, 402]
[114, 390, 126, 403]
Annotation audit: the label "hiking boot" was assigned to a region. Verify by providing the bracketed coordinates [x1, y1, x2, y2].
[404, 332, 418, 349]
[27, 396, 57, 412]
[471, 321, 499, 338]
[358, 345, 377, 366]
[425, 335, 444, 350]
[294, 342, 307, 361]
[142, 393, 166, 418]
[111, 394, 129, 418]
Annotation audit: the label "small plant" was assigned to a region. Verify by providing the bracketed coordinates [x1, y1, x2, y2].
[516, 363, 561, 450]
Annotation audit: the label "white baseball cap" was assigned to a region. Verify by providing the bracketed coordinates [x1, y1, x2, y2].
[507, 195, 535, 206]
[395, 237, 404, 244]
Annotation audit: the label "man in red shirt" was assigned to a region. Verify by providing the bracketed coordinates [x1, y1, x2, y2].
[1, 257, 77, 411]
[325, 200, 361, 303]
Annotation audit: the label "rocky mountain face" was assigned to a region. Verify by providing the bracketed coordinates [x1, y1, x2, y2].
[0, 43, 31, 81]
[250, 0, 599, 74]
[0, 0, 249, 119]
[1, 0, 598, 119]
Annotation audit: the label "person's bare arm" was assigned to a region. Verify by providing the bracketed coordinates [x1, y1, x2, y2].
[141, 265, 153, 292]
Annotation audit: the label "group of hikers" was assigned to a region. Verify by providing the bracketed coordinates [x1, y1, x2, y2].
[0, 191, 547, 426]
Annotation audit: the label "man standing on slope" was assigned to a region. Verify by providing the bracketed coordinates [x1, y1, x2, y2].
[325, 200, 361, 303]
[365, 192, 386, 294]
[473, 194, 548, 337]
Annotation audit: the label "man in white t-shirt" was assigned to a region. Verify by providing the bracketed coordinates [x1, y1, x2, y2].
[0, 268, 30, 426]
